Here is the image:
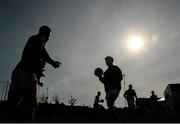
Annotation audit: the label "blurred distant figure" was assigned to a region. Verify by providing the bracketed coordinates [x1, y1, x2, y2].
[150, 91, 158, 104]
[149, 91, 159, 110]
[93, 91, 104, 110]
[7, 25, 61, 122]
[95, 56, 122, 121]
[124, 84, 137, 109]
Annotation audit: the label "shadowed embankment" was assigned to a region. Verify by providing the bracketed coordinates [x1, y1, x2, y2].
[0, 101, 180, 123]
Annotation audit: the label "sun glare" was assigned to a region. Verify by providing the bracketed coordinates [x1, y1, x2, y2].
[128, 35, 143, 51]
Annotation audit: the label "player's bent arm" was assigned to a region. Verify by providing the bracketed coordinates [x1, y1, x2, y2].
[40, 43, 58, 67]
[98, 76, 104, 84]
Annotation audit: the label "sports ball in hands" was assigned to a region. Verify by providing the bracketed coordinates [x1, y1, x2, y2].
[94, 67, 103, 77]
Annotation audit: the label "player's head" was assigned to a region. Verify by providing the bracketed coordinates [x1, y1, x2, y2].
[151, 91, 155, 95]
[105, 56, 113, 66]
[129, 84, 133, 89]
[39, 25, 52, 42]
[97, 91, 101, 96]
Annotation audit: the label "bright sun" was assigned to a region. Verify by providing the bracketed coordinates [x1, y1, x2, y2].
[128, 35, 143, 51]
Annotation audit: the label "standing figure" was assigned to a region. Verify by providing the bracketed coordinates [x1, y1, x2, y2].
[149, 91, 159, 110]
[150, 91, 158, 104]
[93, 91, 104, 110]
[7, 25, 61, 122]
[95, 56, 123, 111]
[124, 84, 137, 109]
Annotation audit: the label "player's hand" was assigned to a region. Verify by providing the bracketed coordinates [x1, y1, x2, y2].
[53, 61, 61, 68]
[100, 99, 104, 103]
[97, 75, 102, 78]
[38, 82, 43, 87]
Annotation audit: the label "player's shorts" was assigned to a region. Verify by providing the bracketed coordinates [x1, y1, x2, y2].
[105, 89, 120, 101]
[8, 68, 38, 110]
[10, 68, 37, 89]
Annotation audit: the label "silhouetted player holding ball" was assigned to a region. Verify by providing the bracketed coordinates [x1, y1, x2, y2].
[94, 56, 123, 112]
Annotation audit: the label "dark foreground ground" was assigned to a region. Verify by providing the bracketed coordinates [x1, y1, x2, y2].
[0, 101, 180, 123]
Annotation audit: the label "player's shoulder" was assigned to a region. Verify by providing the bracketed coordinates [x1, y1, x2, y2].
[113, 65, 121, 71]
[28, 34, 44, 45]
[113, 65, 119, 68]
[29, 34, 43, 41]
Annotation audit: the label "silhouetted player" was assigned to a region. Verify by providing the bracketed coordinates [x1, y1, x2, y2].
[124, 84, 137, 109]
[150, 91, 158, 104]
[93, 91, 104, 110]
[7, 26, 61, 122]
[95, 56, 123, 110]
[150, 91, 159, 108]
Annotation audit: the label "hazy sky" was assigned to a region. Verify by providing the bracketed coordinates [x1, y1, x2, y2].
[0, 0, 180, 107]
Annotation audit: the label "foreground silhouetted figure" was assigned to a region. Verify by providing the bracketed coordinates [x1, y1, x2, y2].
[124, 84, 137, 109]
[95, 56, 122, 121]
[7, 26, 61, 122]
[93, 91, 104, 110]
